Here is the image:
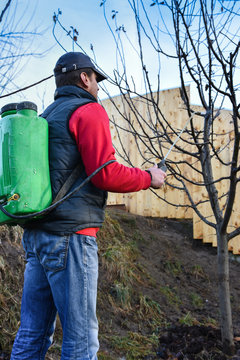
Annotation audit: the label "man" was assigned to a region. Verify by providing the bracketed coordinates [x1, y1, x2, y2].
[11, 52, 166, 360]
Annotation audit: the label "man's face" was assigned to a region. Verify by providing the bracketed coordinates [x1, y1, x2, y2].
[88, 72, 99, 100]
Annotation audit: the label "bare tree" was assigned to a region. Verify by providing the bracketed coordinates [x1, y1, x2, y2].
[0, 0, 43, 97]
[53, 0, 240, 354]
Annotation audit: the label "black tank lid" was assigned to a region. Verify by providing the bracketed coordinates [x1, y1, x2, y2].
[17, 101, 37, 112]
[1, 103, 18, 114]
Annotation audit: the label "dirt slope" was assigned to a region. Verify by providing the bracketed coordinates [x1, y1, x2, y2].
[97, 209, 240, 359]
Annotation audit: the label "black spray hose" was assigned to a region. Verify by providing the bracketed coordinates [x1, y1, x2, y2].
[0, 160, 116, 220]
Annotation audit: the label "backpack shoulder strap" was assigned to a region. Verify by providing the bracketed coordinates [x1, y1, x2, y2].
[51, 164, 83, 205]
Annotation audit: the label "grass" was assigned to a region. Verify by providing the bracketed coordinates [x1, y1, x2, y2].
[103, 332, 159, 360]
[98, 352, 114, 360]
[138, 295, 168, 331]
[179, 312, 199, 326]
[0, 225, 23, 353]
[119, 214, 137, 228]
[110, 281, 132, 310]
[191, 264, 209, 280]
[164, 258, 183, 276]
[131, 229, 145, 243]
[98, 213, 141, 286]
[203, 317, 218, 327]
[159, 285, 182, 307]
[190, 292, 204, 309]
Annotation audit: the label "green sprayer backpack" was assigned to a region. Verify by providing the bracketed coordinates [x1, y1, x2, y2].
[0, 102, 52, 224]
[0, 101, 115, 225]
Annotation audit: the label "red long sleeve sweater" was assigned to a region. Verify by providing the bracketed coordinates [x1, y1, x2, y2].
[68, 102, 151, 236]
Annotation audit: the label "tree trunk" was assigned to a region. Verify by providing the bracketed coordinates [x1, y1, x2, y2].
[217, 230, 235, 355]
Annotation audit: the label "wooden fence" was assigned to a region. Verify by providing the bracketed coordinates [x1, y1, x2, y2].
[101, 87, 240, 254]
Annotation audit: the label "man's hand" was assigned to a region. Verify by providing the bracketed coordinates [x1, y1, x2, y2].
[147, 164, 167, 189]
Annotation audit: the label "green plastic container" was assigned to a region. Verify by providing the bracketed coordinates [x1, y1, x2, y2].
[0, 101, 52, 224]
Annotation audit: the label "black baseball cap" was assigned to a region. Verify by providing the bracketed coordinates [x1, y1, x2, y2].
[54, 52, 107, 83]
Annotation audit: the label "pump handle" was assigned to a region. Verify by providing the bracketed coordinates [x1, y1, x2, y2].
[158, 159, 167, 172]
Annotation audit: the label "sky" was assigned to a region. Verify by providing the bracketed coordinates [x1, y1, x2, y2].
[0, 0, 181, 113]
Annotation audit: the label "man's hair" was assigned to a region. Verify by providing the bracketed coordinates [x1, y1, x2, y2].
[55, 67, 94, 88]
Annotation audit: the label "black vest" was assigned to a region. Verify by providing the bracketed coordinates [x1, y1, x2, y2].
[26, 85, 107, 235]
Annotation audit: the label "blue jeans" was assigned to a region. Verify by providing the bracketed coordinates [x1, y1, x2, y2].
[11, 229, 99, 360]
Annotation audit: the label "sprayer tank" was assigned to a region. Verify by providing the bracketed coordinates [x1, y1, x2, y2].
[0, 101, 52, 224]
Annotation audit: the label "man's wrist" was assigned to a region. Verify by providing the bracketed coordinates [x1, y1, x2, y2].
[145, 170, 152, 181]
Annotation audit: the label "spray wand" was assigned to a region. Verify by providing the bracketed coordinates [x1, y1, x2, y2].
[157, 116, 192, 172]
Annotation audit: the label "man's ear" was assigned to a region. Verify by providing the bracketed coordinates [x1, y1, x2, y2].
[79, 72, 89, 88]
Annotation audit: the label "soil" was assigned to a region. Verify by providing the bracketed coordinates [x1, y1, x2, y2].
[1, 208, 240, 359]
[157, 325, 240, 359]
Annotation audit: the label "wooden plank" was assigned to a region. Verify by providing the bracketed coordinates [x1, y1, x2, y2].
[191, 107, 205, 240]
[229, 236, 240, 255]
[216, 111, 232, 248]
[224, 111, 240, 254]
[159, 88, 188, 219]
